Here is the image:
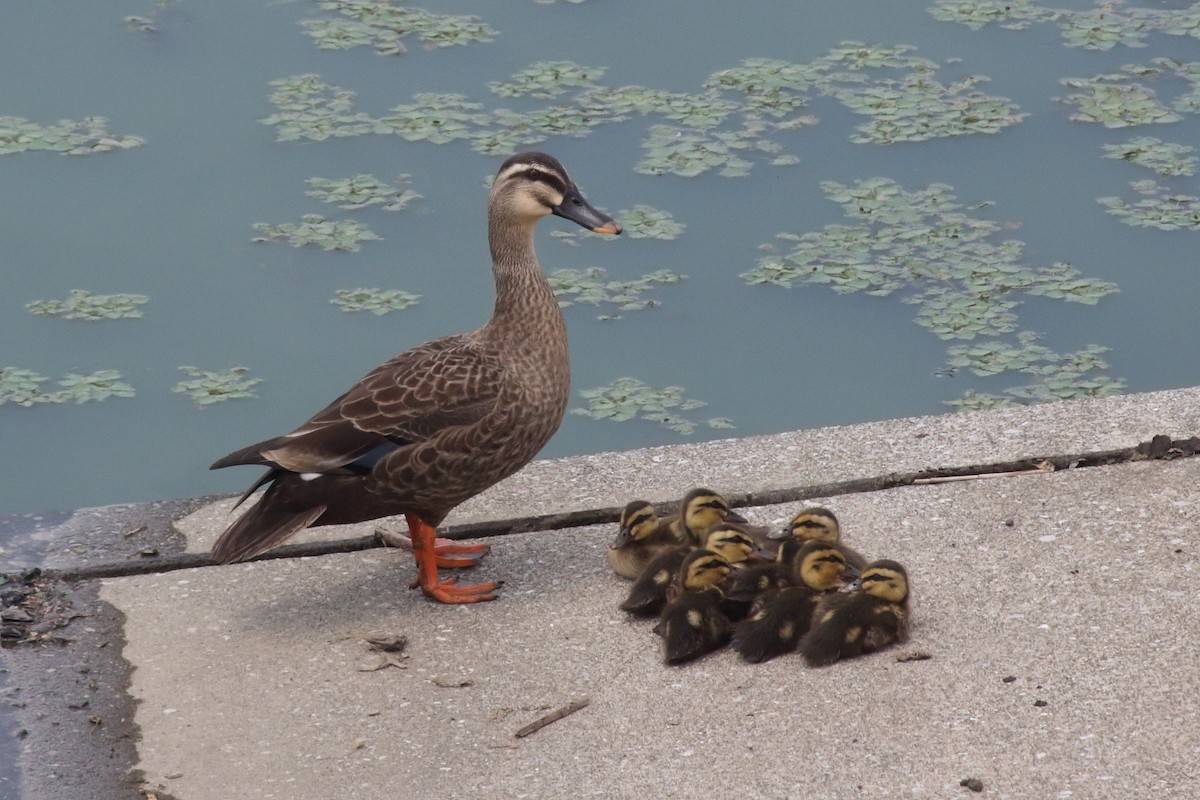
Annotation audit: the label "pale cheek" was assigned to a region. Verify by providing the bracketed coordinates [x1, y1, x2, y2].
[512, 193, 553, 219]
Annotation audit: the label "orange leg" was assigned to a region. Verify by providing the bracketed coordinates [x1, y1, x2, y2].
[406, 514, 500, 604]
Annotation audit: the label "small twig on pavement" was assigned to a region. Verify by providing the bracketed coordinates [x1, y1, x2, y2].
[514, 697, 591, 739]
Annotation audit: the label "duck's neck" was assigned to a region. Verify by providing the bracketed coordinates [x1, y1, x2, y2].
[486, 211, 562, 335]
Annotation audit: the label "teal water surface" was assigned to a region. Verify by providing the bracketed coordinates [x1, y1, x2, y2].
[3, 0, 1200, 520]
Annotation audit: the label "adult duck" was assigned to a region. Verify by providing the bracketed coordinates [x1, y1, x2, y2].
[209, 152, 621, 603]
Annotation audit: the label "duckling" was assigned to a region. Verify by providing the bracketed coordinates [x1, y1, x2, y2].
[721, 537, 806, 620]
[670, 487, 747, 545]
[658, 550, 734, 665]
[620, 520, 759, 617]
[733, 540, 855, 663]
[766, 507, 868, 571]
[799, 559, 910, 666]
[607, 500, 680, 580]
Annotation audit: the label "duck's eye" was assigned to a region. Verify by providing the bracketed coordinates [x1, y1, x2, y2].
[524, 168, 543, 181]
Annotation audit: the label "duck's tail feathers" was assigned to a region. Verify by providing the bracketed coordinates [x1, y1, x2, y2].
[212, 493, 327, 564]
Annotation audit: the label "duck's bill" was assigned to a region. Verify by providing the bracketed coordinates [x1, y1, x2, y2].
[766, 526, 791, 541]
[553, 187, 622, 235]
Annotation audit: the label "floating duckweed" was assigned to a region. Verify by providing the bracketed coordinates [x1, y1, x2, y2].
[571, 377, 730, 435]
[54, 371, 136, 403]
[262, 42, 1021, 176]
[636, 124, 760, 178]
[946, 332, 1109, 377]
[0, 116, 145, 156]
[744, 177, 1121, 402]
[0, 368, 54, 407]
[907, 288, 1019, 340]
[26, 290, 149, 321]
[1101, 136, 1197, 176]
[376, 93, 490, 143]
[173, 366, 262, 405]
[303, 0, 496, 53]
[1, 367, 135, 406]
[252, 214, 382, 251]
[548, 267, 684, 318]
[1058, 74, 1179, 127]
[615, 205, 685, 240]
[331, 288, 421, 314]
[305, 174, 421, 211]
[488, 61, 606, 98]
[930, 1, 1200, 51]
[705, 58, 822, 118]
[927, 0, 1054, 31]
[260, 75, 376, 142]
[1097, 181, 1200, 229]
[832, 74, 1028, 144]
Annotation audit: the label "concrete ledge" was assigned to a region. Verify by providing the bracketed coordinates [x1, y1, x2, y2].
[6, 386, 1200, 798]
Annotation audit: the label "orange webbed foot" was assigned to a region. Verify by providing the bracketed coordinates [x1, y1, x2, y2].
[421, 576, 503, 604]
[431, 538, 489, 569]
[406, 514, 500, 604]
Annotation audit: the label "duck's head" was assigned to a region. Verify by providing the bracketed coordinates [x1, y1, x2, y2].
[610, 500, 658, 549]
[768, 507, 840, 542]
[680, 488, 746, 541]
[858, 560, 909, 605]
[490, 152, 622, 234]
[794, 540, 855, 592]
[702, 522, 759, 566]
[678, 550, 733, 592]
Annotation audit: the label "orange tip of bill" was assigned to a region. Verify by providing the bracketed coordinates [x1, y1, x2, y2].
[591, 221, 622, 235]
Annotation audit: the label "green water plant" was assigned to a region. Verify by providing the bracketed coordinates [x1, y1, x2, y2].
[548, 267, 684, 319]
[252, 214, 382, 251]
[614, 205, 685, 240]
[260, 75, 377, 142]
[743, 177, 1121, 407]
[1, 367, 135, 406]
[1101, 137, 1197, 176]
[301, 0, 496, 54]
[572, 377, 732, 434]
[54, 370, 136, 403]
[0, 368, 53, 407]
[1058, 73, 1179, 128]
[305, 174, 421, 211]
[26, 290, 149, 321]
[262, 42, 1024, 174]
[1097, 180, 1200, 229]
[488, 61, 605, 98]
[930, 1, 1200, 51]
[331, 288, 421, 314]
[0, 116, 145, 156]
[172, 366, 262, 405]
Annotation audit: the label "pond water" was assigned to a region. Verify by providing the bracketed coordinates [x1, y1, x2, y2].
[3, 0, 1200, 522]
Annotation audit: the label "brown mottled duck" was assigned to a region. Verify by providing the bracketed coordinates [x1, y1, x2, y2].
[209, 152, 621, 603]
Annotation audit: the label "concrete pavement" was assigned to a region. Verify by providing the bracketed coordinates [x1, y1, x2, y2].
[5, 386, 1200, 798]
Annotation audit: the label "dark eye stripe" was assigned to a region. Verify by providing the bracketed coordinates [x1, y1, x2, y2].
[523, 167, 567, 195]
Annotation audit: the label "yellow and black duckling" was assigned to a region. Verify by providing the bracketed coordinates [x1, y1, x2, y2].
[208, 152, 621, 604]
[799, 559, 910, 666]
[619, 518, 756, 618]
[765, 506, 868, 571]
[722, 536, 807, 621]
[732, 540, 856, 663]
[658, 550, 734, 665]
[669, 487, 747, 545]
[607, 500, 679, 580]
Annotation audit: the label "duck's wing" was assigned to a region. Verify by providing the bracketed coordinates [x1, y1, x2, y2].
[212, 335, 505, 475]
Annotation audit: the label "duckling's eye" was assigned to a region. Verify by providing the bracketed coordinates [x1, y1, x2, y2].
[797, 520, 825, 529]
[524, 168, 543, 182]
